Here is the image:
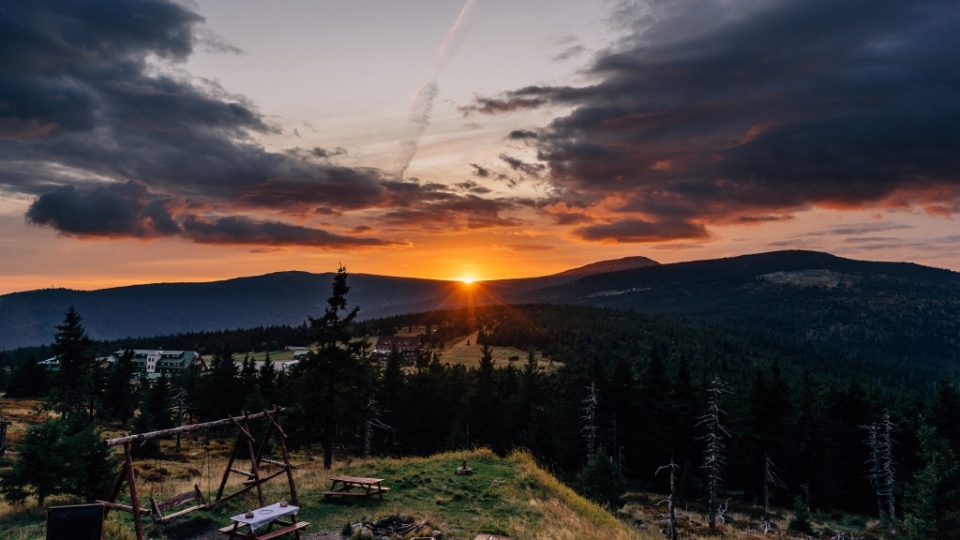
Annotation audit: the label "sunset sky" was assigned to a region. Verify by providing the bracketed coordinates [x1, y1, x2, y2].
[2, 0, 959, 294]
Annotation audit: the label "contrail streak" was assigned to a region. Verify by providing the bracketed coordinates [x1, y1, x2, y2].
[395, 0, 477, 179]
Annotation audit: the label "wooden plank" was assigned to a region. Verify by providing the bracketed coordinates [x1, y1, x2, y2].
[242, 468, 288, 486]
[256, 521, 309, 540]
[97, 500, 151, 515]
[322, 491, 368, 497]
[157, 504, 207, 522]
[156, 487, 203, 511]
[330, 475, 384, 483]
[230, 468, 256, 478]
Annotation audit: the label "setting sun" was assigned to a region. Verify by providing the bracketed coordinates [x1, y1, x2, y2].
[459, 276, 477, 284]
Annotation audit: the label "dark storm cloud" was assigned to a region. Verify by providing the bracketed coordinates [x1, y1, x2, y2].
[455, 181, 492, 194]
[1, 0, 399, 247]
[738, 215, 791, 224]
[292, 146, 348, 159]
[23, 179, 399, 247]
[180, 215, 399, 247]
[553, 45, 586, 62]
[499, 154, 546, 177]
[458, 97, 546, 116]
[507, 129, 539, 140]
[504, 244, 554, 253]
[470, 0, 960, 241]
[573, 218, 708, 243]
[470, 164, 491, 178]
[382, 195, 525, 230]
[25, 181, 174, 238]
[795, 221, 914, 238]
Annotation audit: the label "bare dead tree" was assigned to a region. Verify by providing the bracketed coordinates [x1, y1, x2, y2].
[657, 458, 680, 540]
[612, 413, 627, 476]
[0, 419, 8, 456]
[699, 376, 730, 529]
[863, 409, 896, 525]
[362, 398, 392, 460]
[171, 388, 189, 453]
[582, 382, 598, 461]
[763, 452, 786, 519]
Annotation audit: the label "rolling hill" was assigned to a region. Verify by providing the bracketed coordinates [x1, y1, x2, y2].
[3, 250, 959, 369]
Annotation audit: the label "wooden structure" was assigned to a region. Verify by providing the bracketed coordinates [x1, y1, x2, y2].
[322, 475, 389, 505]
[150, 484, 207, 524]
[0, 419, 9, 456]
[218, 502, 309, 539]
[98, 407, 299, 540]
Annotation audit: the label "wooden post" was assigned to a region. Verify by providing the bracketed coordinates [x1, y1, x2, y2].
[124, 443, 145, 540]
[216, 430, 243, 502]
[267, 408, 300, 506]
[0, 420, 8, 456]
[243, 419, 266, 507]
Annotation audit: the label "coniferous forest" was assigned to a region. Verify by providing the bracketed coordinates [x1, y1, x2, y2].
[2, 269, 960, 536]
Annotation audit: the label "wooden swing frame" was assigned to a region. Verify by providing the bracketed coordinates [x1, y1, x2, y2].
[98, 406, 299, 540]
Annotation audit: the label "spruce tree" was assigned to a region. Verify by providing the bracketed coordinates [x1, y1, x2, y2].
[575, 447, 626, 509]
[50, 307, 96, 418]
[258, 350, 278, 405]
[296, 265, 370, 468]
[0, 418, 63, 504]
[102, 350, 138, 425]
[143, 373, 173, 429]
[5, 355, 49, 398]
[203, 343, 240, 420]
[0, 416, 115, 504]
[902, 423, 960, 539]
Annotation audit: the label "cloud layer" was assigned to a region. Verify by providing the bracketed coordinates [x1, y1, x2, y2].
[0, 0, 514, 247]
[469, 0, 960, 242]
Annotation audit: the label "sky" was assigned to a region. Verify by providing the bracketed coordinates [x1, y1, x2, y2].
[1, 0, 959, 294]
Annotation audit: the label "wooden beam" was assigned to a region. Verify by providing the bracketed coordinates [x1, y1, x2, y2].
[104, 408, 284, 447]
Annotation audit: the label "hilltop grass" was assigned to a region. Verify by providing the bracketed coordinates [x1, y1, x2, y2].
[0, 430, 876, 540]
[0, 447, 651, 540]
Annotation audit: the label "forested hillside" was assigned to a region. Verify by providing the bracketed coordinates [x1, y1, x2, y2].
[519, 250, 960, 370]
[6, 251, 960, 374]
[359, 303, 960, 518]
[8, 299, 958, 528]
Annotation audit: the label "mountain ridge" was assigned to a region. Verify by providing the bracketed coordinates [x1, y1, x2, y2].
[3, 250, 959, 370]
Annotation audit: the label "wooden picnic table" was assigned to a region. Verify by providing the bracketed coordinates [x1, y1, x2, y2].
[322, 475, 390, 504]
[219, 502, 309, 540]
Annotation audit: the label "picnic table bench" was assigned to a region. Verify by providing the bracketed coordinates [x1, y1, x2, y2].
[219, 502, 309, 540]
[322, 475, 390, 504]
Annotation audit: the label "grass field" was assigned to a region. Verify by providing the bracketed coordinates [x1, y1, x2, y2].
[0, 425, 880, 540]
[427, 332, 558, 372]
[0, 443, 652, 540]
[233, 333, 558, 374]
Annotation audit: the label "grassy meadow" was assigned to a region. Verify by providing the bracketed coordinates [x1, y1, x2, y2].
[235, 332, 558, 373]
[0, 425, 881, 540]
[0, 442, 652, 540]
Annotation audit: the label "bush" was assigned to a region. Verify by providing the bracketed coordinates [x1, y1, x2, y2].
[0, 416, 116, 504]
[788, 495, 813, 535]
[575, 447, 627, 510]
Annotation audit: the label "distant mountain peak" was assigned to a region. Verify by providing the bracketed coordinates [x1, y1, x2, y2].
[554, 256, 660, 277]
